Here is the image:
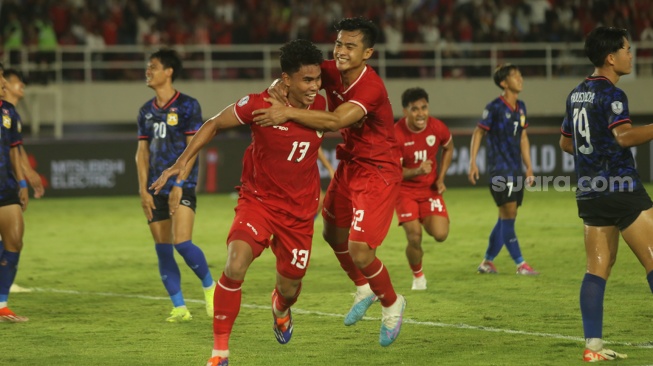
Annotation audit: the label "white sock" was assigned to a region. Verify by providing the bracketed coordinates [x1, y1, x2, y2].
[586, 338, 603, 351]
[356, 283, 372, 294]
[212, 349, 229, 358]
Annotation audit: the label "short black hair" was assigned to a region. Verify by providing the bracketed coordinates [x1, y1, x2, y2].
[585, 26, 630, 67]
[493, 63, 519, 89]
[279, 39, 324, 75]
[3, 68, 24, 82]
[334, 17, 379, 49]
[150, 48, 182, 82]
[401, 87, 429, 108]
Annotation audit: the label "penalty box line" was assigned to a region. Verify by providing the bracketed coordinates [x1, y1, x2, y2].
[28, 287, 653, 350]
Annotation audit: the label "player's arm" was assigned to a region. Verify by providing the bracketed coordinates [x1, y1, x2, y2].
[559, 135, 574, 155]
[317, 147, 335, 178]
[150, 104, 240, 194]
[10, 145, 28, 211]
[436, 138, 454, 194]
[520, 130, 534, 186]
[611, 123, 653, 147]
[253, 98, 365, 132]
[468, 126, 486, 185]
[19, 146, 44, 198]
[403, 161, 433, 180]
[135, 139, 155, 221]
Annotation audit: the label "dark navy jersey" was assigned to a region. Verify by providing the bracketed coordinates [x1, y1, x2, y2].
[561, 76, 639, 199]
[478, 96, 528, 180]
[137, 91, 202, 195]
[0, 101, 23, 196]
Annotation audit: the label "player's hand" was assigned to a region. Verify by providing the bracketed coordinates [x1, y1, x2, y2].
[468, 164, 479, 185]
[140, 192, 155, 221]
[436, 178, 447, 194]
[18, 187, 28, 212]
[253, 97, 289, 127]
[150, 163, 186, 195]
[267, 78, 289, 104]
[419, 160, 433, 175]
[525, 168, 535, 187]
[168, 186, 182, 216]
[25, 168, 44, 198]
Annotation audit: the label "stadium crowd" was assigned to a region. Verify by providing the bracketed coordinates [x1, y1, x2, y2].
[1, 0, 652, 49]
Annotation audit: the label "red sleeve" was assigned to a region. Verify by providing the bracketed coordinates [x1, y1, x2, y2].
[233, 92, 268, 125]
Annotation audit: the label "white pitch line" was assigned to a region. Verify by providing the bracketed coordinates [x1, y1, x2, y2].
[27, 287, 653, 349]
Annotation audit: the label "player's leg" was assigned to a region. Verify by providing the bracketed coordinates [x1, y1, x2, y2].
[150, 218, 189, 322]
[171, 190, 215, 317]
[581, 225, 626, 361]
[401, 219, 426, 290]
[416, 195, 450, 290]
[269, 217, 312, 344]
[322, 164, 372, 320]
[620, 207, 653, 290]
[0, 203, 27, 322]
[498, 189, 538, 275]
[210, 198, 269, 364]
[348, 172, 405, 346]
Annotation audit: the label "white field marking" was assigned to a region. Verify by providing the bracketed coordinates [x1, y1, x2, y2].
[28, 287, 653, 349]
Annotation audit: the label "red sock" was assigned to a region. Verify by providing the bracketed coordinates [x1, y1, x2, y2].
[332, 242, 367, 286]
[410, 262, 424, 278]
[274, 282, 302, 313]
[213, 272, 244, 351]
[360, 257, 397, 307]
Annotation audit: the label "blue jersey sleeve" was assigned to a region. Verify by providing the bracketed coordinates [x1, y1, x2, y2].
[605, 89, 630, 129]
[478, 102, 494, 131]
[184, 99, 203, 135]
[137, 105, 151, 141]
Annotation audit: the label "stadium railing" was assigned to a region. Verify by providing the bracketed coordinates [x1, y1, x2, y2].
[3, 41, 653, 84]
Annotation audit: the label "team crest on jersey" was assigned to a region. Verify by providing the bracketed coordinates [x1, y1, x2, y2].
[237, 96, 250, 107]
[611, 101, 623, 115]
[2, 115, 10, 129]
[316, 130, 323, 138]
[166, 113, 178, 126]
[519, 109, 526, 127]
[426, 135, 436, 146]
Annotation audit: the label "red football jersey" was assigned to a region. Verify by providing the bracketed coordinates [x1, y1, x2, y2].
[395, 116, 452, 192]
[233, 90, 326, 220]
[320, 60, 402, 182]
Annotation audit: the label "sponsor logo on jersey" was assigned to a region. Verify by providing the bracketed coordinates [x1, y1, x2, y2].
[404, 141, 415, 146]
[331, 90, 344, 101]
[2, 115, 11, 129]
[611, 101, 623, 115]
[273, 125, 289, 131]
[237, 96, 250, 107]
[166, 113, 178, 126]
[17, 121, 21, 133]
[482, 109, 489, 119]
[145, 113, 153, 119]
[426, 135, 436, 146]
[505, 112, 511, 119]
[316, 130, 323, 138]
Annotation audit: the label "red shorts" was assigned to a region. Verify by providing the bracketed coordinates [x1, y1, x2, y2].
[322, 161, 399, 248]
[395, 190, 449, 225]
[228, 193, 314, 280]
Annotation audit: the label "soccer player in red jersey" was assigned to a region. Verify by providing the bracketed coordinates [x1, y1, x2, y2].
[254, 17, 406, 347]
[150, 39, 326, 366]
[394, 87, 453, 291]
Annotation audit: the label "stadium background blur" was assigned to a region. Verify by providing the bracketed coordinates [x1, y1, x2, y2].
[2, 0, 653, 197]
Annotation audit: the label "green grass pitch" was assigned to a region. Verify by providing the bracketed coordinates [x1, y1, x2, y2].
[2, 186, 652, 365]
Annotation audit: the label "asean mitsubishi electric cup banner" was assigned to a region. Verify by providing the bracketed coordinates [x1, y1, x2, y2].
[21, 132, 652, 197]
